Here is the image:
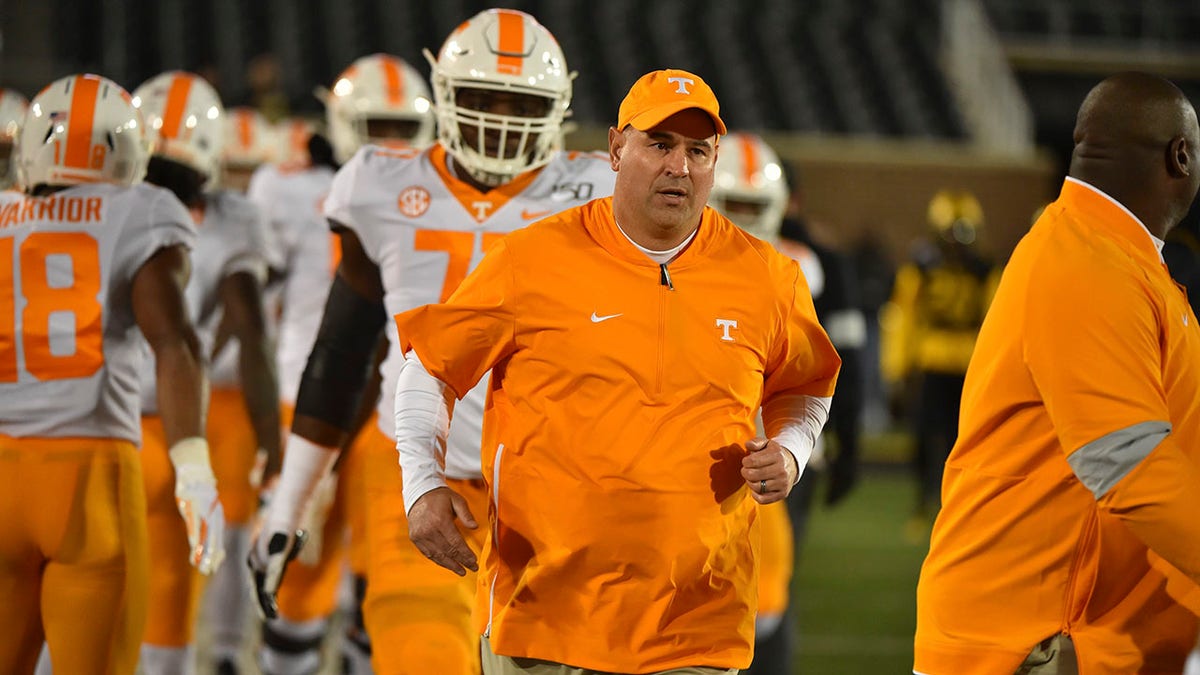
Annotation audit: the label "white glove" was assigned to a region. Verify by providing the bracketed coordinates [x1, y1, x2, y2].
[248, 517, 306, 620]
[169, 437, 226, 575]
[247, 433, 337, 619]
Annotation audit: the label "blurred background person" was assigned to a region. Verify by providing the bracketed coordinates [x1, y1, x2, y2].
[222, 107, 277, 193]
[132, 70, 281, 675]
[0, 88, 27, 188]
[881, 189, 1001, 536]
[778, 159, 865, 511]
[1165, 204, 1200, 303]
[709, 131, 865, 675]
[246, 53, 289, 123]
[708, 131, 802, 675]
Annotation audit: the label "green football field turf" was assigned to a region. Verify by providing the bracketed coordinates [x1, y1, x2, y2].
[792, 466, 929, 675]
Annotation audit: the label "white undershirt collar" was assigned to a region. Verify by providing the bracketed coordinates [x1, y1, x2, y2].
[614, 219, 698, 264]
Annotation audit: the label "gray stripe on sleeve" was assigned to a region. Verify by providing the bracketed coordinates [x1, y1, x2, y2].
[1067, 421, 1171, 499]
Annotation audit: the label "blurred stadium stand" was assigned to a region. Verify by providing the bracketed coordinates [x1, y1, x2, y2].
[2, 0, 1198, 260]
[4, 0, 1197, 138]
[7, 0, 969, 138]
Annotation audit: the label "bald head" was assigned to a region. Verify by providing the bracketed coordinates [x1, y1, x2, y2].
[1070, 72, 1200, 235]
[1073, 73, 1196, 155]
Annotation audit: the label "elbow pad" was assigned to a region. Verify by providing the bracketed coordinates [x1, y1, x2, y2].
[294, 275, 386, 431]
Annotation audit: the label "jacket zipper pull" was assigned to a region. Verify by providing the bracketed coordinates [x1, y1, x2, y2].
[659, 263, 674, 290]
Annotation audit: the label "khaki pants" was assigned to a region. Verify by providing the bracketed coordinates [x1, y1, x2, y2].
[482, 636, 737, 675]
[1015, 634, 1078, 675]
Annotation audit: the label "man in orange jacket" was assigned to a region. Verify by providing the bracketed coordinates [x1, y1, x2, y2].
[914, 72, 1200, 674]
[392, 69, 841, 674]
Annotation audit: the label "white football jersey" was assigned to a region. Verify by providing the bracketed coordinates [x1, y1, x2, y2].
[247, 163, 337, 405]
[325, 144, 614, 479]
[141, 190, 274, 410]
[0, 183, 195, 443]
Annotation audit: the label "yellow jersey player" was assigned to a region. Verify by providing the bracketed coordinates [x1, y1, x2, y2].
[0, 73, 222, 675]
[250, 9, 615, 674]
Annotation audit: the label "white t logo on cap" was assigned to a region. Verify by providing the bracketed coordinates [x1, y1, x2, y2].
[667, 77, 694, 94]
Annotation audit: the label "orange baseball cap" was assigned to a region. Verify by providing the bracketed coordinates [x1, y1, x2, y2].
[617, 69, 726, 136]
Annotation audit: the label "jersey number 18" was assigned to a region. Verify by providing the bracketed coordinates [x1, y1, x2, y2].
[0, 232, 104, 382]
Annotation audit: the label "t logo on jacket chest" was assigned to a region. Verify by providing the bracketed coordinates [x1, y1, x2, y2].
[716, 318, 738, 342]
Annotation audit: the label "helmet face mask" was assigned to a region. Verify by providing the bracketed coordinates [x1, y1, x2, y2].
[709, 132, 788, 242]
[451, 86, 556, 170]
[133, 71, 225, 189]
[326, 54, 434, 163]
[427, 8, 572, 186]
[17, 74, 148, 191]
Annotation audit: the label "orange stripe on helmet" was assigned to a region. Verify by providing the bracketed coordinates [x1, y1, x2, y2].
[63, 75, 100, 170]
[495, 10, 526, 76]
[739, 135, 760, 187]
[159, 74, 194, 139]
[236, 110, 253, 150]
[380, 57, 404, 107]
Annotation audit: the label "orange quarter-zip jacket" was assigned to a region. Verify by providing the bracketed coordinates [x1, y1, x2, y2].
[394, 197, 840, 673]
[914, 178, 1200, 674]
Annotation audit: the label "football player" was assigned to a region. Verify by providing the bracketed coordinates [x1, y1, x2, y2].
[250, 9, 615, 674]
[249, 53, 436, 675]
[131, 71, 280, 675]
[0, 73, 222, 675]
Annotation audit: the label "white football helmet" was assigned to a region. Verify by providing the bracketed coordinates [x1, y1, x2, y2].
[709, 132, 789, 242]
[325, 54, 434, 163]
[16, 74, 148, 190]
[425, 8, 572, 186]
[223, 106, 277, 169]
[133, 71, 225, 184]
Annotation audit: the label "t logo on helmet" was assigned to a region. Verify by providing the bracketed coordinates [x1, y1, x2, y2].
[667, 77, 694, 95]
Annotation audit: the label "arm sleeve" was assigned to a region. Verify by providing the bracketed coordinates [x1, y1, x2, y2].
[763, 259, 841, 403]
[762, 394, 832, 483]
[394, 350, 455, 512]
[1025, 253, 1200, 582]
[393, 239, 519, 398]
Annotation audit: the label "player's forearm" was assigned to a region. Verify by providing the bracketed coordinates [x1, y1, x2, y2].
[155, 336, 209, 446]
[239, 335, 283, 477]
